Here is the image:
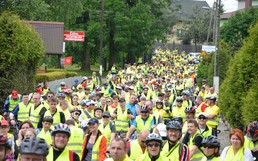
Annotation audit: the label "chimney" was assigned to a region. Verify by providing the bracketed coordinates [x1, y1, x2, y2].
[245, 0, 252, 8]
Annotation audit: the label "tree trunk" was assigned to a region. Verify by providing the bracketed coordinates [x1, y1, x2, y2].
[81, 39, 91, 71]
[108, 20, 116, 70]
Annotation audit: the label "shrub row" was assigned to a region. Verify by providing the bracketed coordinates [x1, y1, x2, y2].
[35, 71, 78, 83]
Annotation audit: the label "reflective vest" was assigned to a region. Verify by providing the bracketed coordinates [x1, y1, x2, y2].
[9, 95, 21, 111]
[42, 88, 49, 95]
[201, 156, 222, 161]
[172, 106, 186, 122]
[188, 133, 204, 161]
[162, 141, 181, 160]
[136, 153, 170, 161]
[83, 134, 104, 161]
[223, 146, 245, 161]
[44, 110, 61, 129]
[67, 126, 84, 159]
[37, 129, 52, 145]
[17, 102, 32, 122]
[47, 147, 72, 161]
[92, 77, 98, 85]
[199, 126, 213, 138]
[99, 122, 112, 147]
[205, 105, 220, 128]
[29, 103, 45, 128]
[244, 135, 258, 150]
[129, 140, 146, 160]
[135, 115, 153, 132]
[102, 87, 110, 98]
[105, 156, 132, 161]
[115, 107, 130, 131]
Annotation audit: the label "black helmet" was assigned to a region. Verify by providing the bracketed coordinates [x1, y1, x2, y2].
[202, 135, 220, 148]
[52, 123, 71, 137]
[140, 104, 149, 112]
[42, 116, 53, 124]
[166, 120, 182, 130]
[0, 135, 12, 149]
[156, 100, 163, 104]
[146, 133, 163, 145]
[72, 108, 82, 115]
[176, 97, 183, 102]
[170, 117, 183, 126]
[182, 90, 190, 96]
[247, 121, 258, 139]
[94, 106, 104, 112]
[209, 96, 217, 101]
[20, 137, 49, 156]
[184, 106, 195, 113]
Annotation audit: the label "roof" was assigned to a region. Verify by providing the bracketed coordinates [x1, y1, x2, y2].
[173, 0, 210, 21]
[220, 6, 258, 20]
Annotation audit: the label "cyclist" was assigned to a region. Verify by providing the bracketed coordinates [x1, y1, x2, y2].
[0, 135, 12, 161]
[201, 135, 221, 161]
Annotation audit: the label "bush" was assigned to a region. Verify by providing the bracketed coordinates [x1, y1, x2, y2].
[219, 20, 258, 129]
[35, 71, 78, 83]
[0, 11, 44, 107]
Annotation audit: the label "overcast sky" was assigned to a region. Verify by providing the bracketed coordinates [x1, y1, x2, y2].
[206, 0, 238, 13]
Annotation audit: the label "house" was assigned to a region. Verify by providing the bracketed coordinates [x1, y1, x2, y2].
[220, 0, 258, 26]
[167, 0, 210, 44]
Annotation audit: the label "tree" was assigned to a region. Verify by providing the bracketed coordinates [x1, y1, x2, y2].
[0, 11, 45, 107]
[221, 7, 258, 52]
[219, 20, 258, 129]
[178, 5, 211, 49]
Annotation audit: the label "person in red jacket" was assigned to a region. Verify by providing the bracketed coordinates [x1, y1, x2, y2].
[81, 118, 107, 161]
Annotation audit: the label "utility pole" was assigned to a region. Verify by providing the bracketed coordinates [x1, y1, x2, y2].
[99, 0, 104, 77]
[213, 0, 221, 93]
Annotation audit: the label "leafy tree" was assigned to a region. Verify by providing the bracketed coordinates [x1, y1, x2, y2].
[221, 7, 258, 52]
[0, 11, 45, 107]
[219, 20, 258, 129]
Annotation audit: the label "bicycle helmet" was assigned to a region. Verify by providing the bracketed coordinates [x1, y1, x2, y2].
[182, 90, 190, 96]
[20, 137, 49, 156]
[82, 77, 88, 81]
[71, 108, 82, 115]
[247, 121, 258, 139]
[57, 92, 66, 98]
[170, 117, 183, 126]
[0, 135, 12, 149]
[156, 100, 163, 104]
[42, 116, 53, 124]
[94, 106, 104, 112]
[202, 135, 220, 148]
[184, 106, 196, 113]
[209, 96, 217, 102]
[166, 120, 182, 130]
[80, 119, 90, 130]
[176, 97, 183, 102]
[140, 104, 149, 112]
[52, 123, 71, 137]
[60, 82, 66, 86]
[146, 133, 163, 145]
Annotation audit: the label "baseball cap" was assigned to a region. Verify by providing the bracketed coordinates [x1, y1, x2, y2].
[119, 98, 126, 102]
[60, 82, 66, 86]
[129, 86, 134, 90]
[86, 101, 91, 106]
[88, 118, 99, 124]
[156, 123, 167, 137]
[198, 112, 208, 118]
[0, 117, 9, 126]
[116, 86, 122, 90]
[11, 90, 18, 99]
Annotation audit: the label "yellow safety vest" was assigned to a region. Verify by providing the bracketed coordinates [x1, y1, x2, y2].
[9, 95, 21, 111]
[67, 126, 84, 159]
[29, 103, 45, 128]
[244, 135, 258, 150]
[102, 87, 110, 98]
[92, 77, 98, 85]
[17, 102, 32, 122]
[162, 141, 181, 160]
[37, 129, 52, 145]
[136, 153, 170, 161]
[188, 133, 204, 161]
[91, 135, 104, 161]
[135, 115, 153, 132]
[115, 107, 130, 131]
[47, 147, 71, 161]
[201, 156, 222, 161]
[44, 110, 61, 129]
[172, 106, 186, 122]
[105, 156, 132, 161]
[199, 126, 213, 138]
[205, 105, 220, 128]
[223, 146, 245, 161]
[98, 122, 112, 146]
[42, 88, 49, 95]
[129, 140, 146, 160]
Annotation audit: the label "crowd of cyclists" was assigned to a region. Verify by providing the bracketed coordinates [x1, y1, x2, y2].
[0, 48, 257, 161]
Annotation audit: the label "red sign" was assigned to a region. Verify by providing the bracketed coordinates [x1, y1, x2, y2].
[64, 56, 72, 65]
[64, 31, 84, 42]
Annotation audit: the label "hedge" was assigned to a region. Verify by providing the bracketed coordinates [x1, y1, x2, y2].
[35, 71, 78, 83]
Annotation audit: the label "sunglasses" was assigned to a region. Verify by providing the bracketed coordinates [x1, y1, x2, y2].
[88, 123, 96, 126]
[141, 111, 148, 114]
[147, 143, 160, 147]
[103, 116, 110, 118]
[74, 113, 80, 116]
[199, 117, 207, 120]
[203, 145, 215, 149]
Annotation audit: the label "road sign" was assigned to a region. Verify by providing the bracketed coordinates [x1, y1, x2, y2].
[64, 31, 84, 42]
[202, 45, 216, 53]
[200, 51, 207, 57]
